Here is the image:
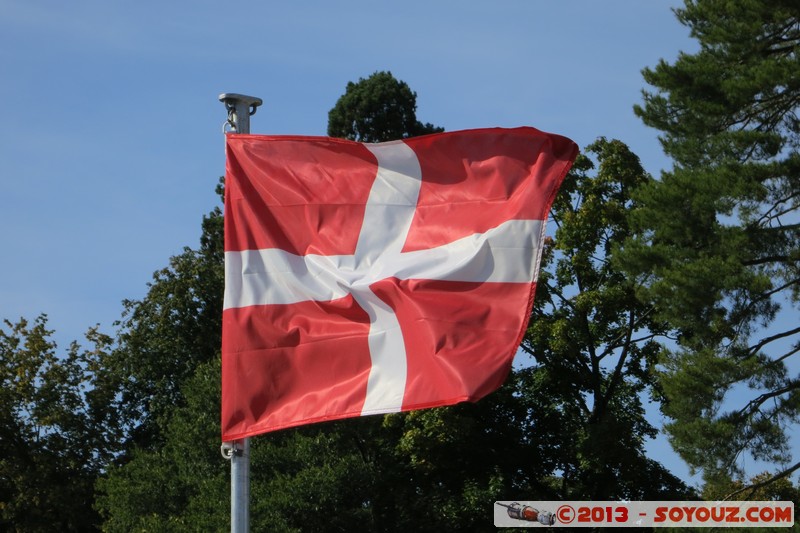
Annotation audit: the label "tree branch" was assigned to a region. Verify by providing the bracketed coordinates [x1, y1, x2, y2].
[748, 325, 800, 356]
[741, 255, 793, 266]
[723, 460, 800, 500]
[736, 380, 800, 419]
[603, 309, 636, 408]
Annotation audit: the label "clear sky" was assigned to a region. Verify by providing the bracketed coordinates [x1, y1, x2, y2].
[1, 0, 700, 483]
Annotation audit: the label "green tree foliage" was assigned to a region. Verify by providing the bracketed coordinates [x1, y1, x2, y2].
[625, 0, 800, 489]
[96, 358, 227, 532]
[95, 185, 228, 530]
[523, 138, 690, 500]
[101, 185, 225, 451]
[327, 71, 444, 142]
[0, 316, 115, 531]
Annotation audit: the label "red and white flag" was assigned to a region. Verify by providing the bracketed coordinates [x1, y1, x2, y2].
[221, 127, 577, 440]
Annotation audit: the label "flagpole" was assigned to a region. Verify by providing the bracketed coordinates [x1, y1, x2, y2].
[219, 92, 262, 533]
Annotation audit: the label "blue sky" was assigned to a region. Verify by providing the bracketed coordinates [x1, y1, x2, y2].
[1, 0, 701, 483]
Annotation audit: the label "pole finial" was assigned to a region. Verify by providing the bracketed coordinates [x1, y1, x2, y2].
[219, 93, 263, 134]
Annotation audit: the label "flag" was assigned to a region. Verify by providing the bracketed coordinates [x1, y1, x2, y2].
[221, 127, 577, 440]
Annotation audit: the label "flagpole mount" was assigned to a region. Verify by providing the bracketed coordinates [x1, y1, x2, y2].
[220, 440, 246, 459]
[219, 93, 263, 133]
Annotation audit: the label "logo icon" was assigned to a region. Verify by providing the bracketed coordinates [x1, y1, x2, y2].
[496, 502, 556, 525]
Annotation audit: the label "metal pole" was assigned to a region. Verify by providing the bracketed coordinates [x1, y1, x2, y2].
[221, 438, 250, 532]
[219, 92, 262, 533]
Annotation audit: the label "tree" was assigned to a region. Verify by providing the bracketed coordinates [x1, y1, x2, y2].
[522, 138, 690, 500]
[327, 71, 444, 142]
[95, 358, 227, 532]
[94, 184, 228, 529]
[100, 183, 225, 451]
[0, 315, 115, 531]
[625, 0, 800, 490]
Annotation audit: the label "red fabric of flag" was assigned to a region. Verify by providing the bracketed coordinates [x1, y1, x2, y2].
[222, 127, 577, 440]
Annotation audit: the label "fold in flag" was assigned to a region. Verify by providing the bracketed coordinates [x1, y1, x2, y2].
[222, 127, 578, 440]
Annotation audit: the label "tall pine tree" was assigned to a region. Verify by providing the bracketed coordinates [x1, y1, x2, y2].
[624, 0, 800, 490]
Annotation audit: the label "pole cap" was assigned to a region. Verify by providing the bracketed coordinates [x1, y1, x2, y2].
[219, 93, 263, 109]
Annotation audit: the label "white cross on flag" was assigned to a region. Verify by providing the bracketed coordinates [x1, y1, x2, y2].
[221, 127, 577, 440]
